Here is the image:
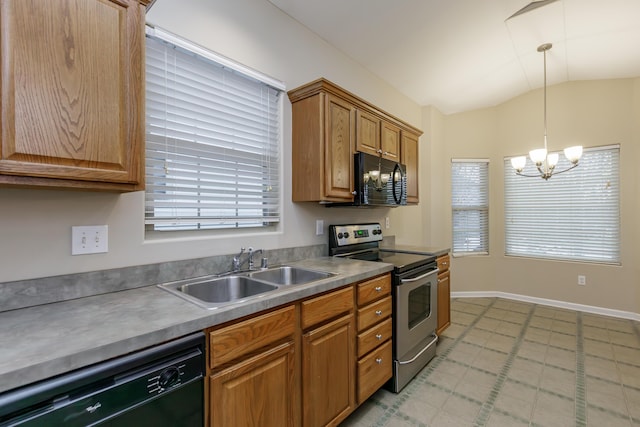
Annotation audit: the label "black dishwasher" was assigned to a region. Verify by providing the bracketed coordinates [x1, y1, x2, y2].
[0, 332, 204, 426]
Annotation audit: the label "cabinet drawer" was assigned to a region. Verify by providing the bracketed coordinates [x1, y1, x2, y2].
[301, 286, 354, 330]
[209, 305, 295, 369]
[437, 254, 450, 273]
[357, 340, 392, 403]
[357, 274, 391, 306]
[357, 318, 392, 358]
[357, 296, 391, 331]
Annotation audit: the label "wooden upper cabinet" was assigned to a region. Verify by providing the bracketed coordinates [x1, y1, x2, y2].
[355, 110, 380, 157]
[401, 131, 420, 203]
[381, 121, 400, 161]
[290, 89, 355, 202]
[356, 111, 400, 162]
[325, 95, 356, 200]
[0, 0, 148, 191]
[288, 78, 422, 203]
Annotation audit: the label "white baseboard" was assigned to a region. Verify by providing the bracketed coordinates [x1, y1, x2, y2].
[451, 291, 640, 322]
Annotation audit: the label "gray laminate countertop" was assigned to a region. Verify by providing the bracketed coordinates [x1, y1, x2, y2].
[0, 257, 392, 394]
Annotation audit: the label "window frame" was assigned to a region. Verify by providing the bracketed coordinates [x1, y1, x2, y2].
[503, 144, 620, 265]
[451, 158, 490, 256]
[144, 26, 285, 232]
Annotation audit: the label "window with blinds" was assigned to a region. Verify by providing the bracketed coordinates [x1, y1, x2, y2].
[504, 145, 620, 264]
[145, 27, 283, 231]
[451, 159, 489, 255]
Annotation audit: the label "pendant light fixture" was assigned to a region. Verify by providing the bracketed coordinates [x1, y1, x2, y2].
[510, 43, 583, 180]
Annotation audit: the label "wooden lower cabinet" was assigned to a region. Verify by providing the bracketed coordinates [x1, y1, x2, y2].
[355, 275, 393, 404]
[206, 273, 392, 427]
[357, 340, 392, 403]
[210, 341, 296, 426]
[302, 314, 355, 427]
[207, 306, 298, 427]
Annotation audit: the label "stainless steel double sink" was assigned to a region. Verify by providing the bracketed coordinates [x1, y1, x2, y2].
[158, 266, 336, 309]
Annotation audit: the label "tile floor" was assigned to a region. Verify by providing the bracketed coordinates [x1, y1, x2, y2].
[340, 297, 640, 426]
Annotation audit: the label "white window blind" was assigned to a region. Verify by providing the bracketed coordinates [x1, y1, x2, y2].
[145, 27, 283, 231]
[504, 145, 620, 264]
[451, 159, 489, 255]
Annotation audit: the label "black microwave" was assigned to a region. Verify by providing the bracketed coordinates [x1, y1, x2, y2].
[330, 152, 407, 207]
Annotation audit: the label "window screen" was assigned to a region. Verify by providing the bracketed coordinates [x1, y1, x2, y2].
[451, 159, 490, 255]
[504, 145, 620, 264]
[145, 27, 283, 231]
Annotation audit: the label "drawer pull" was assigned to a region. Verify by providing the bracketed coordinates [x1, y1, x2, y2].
[375, 310, 383, 316]
[375, 358, 383, 364]
[374, 286, 383, 292]
[376, 334, 383, 340]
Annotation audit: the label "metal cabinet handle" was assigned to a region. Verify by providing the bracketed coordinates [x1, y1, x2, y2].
[375, 310, 383, 316]
[375, 334, 383, 340]
[375, 358, 383, 364]
[374, 286, 382, 292]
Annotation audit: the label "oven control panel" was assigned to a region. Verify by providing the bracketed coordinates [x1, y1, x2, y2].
[329, 223, 383, 248]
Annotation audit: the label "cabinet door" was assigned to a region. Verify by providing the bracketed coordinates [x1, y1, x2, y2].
[356, 110, 380, 157]
[401, 131, 419, 203]
[0, 0, 145, 190]
[380, 121, 400, 161]
[210, 341, 296, 427]
[324, 94, 355, 200]
[437, 270, 451, 335]
[302, 314, 355, 427]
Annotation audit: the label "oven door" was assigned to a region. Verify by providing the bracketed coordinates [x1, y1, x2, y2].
[389, 265, 439, 391]
[395, 266, 438, 358]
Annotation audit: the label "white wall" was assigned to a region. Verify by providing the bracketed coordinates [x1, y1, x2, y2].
[0, 0, 425, 283]
[426, 78, 640, 314]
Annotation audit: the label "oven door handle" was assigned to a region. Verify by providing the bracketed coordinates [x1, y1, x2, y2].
[398, 334, 438, 365]
[399, 269, 438, 283]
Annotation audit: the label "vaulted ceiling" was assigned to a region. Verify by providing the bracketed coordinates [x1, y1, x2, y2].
[267, 0, 640, 114]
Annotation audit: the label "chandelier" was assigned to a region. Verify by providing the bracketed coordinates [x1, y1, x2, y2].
[510, 43, 583, 180]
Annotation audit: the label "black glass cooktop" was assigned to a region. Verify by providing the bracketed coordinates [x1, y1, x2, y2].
[347, 249, 435, 273]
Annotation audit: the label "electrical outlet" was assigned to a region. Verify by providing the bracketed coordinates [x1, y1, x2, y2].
[385, 217, 390, 229]
[315, 220, 324, 236]
[72, 225, 108, 255]
[578, 275, 586, 286]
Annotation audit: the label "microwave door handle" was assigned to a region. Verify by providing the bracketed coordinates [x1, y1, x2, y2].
[392, 163, 401, 204]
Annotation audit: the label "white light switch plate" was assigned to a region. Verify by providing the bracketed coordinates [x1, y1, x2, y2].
[316, 220, 324, 235]
[72, 225, 108, 255]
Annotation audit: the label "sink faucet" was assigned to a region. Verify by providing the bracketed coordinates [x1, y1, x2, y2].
[232, 247, 245, 271]
[248, 249, 263, 270]
[231, 247, 266, 272]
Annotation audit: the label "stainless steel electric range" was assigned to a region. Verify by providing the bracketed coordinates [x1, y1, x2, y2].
[329, 223, 439, 392]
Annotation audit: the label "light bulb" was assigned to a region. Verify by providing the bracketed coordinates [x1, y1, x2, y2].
[380, 173, 390, 184]
[369, 170, 380, 180]
[564, 146, 583, 164]
[510, 156, 527, 172]
[529, 148, 547, 165]
[546, 153, 559, 168]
